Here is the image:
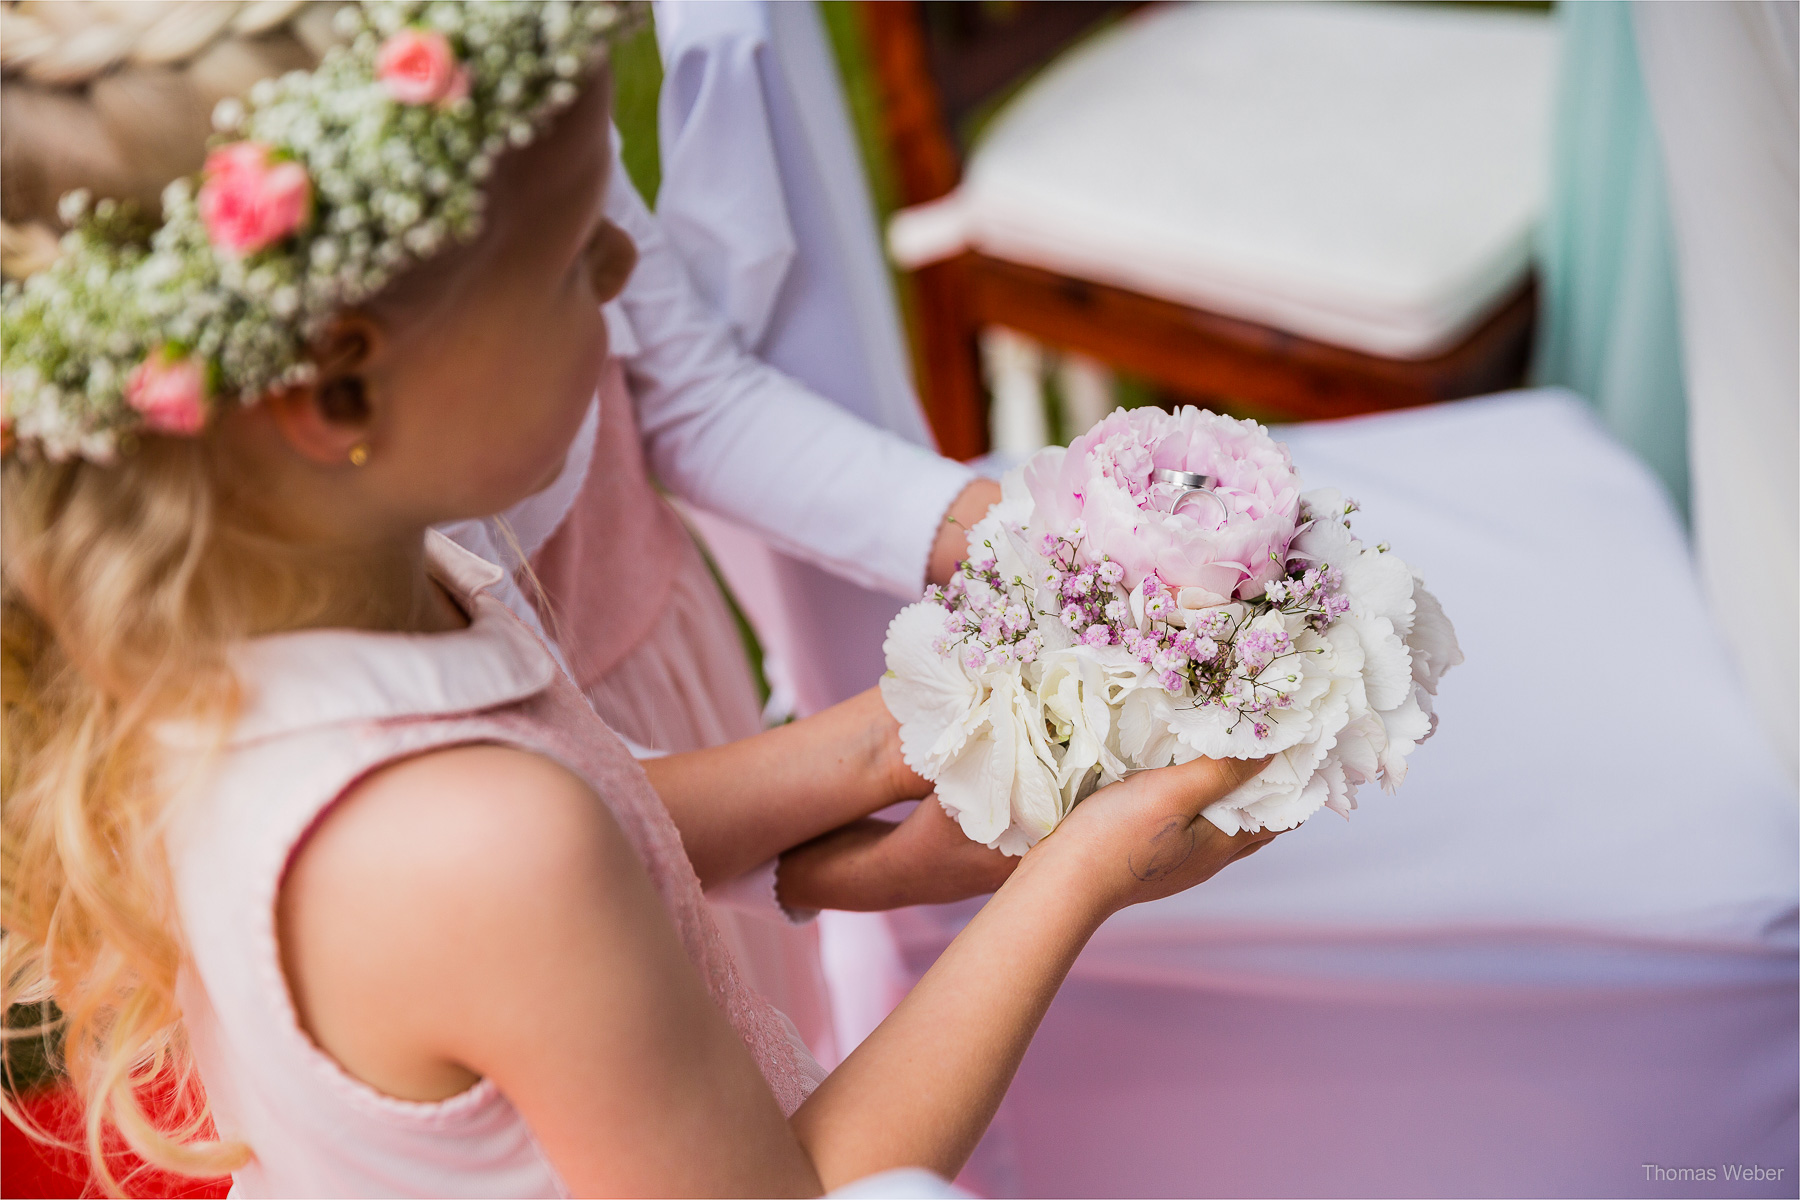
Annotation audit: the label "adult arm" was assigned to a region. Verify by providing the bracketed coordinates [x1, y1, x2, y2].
[605, 165, 986, 596]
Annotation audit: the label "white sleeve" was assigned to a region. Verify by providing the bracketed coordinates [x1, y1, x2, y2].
[604, 167, 975, 600]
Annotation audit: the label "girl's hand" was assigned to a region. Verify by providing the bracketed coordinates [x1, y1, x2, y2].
[1038, 755, 1281, 916]
[643, 687, 933, 888]
[775, 752, 1274, 916]
[865, 689, 933, 809]
[777, 798, 1018, 912]
[883, 798, 1019, 902]
[793, 752, 1278, 1186]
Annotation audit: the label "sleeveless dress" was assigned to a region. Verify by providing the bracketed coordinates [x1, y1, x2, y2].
[529, 358, 835, 1060]
[164, 533, 822, 1198]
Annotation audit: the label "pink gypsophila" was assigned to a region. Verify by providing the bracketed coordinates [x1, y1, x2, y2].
[377, 28, 472, 107]
[125, 350, 207, 435]
[198, 143, 311, 256]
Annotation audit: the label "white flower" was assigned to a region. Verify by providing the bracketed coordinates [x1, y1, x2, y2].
[935, 669, 1063, 856]
[212, 98, 247, 133]
[1407, 578, 1463, 694]
[883, 604, 1068, 856]
[1036, 646, 1136, 806]
[879, 601, 997, 778]
[1146, 516, 1455, 833]
[58, 189, 91, 225]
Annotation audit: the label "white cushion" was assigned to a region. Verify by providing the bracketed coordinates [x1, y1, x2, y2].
[890, 2, 1558, 358]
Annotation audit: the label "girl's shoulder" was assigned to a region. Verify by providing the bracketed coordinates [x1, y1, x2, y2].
[158, 536, 661, 1196]
[164, 532, 611, 896]
[289, 742, 636, 933]
[290, 742, 629, 922]
[279, 741, 655, 1104]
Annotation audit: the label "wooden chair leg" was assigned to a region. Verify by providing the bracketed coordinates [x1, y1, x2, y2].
[910, 257, 990, 460]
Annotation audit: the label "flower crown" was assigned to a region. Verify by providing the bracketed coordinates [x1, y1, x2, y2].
[0, 0, 642, 463]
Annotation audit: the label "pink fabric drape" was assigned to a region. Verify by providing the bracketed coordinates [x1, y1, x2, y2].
[912, 934, 1796, 1198]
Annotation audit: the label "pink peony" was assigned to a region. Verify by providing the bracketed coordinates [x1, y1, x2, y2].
[377, 28, 470, 106]
[198, 142, 311, 256]
[1023, 406, 1303, 600]
[125, 350, 208, 435]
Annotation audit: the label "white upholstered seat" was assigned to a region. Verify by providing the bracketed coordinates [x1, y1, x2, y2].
[889, 2, 1559, 358]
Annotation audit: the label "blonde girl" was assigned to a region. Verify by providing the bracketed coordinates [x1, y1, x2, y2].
[2, 4, 1276, 1195]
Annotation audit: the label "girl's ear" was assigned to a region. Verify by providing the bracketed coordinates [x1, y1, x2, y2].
[266, 315, 382, 467]
[584, 220, 637, 306]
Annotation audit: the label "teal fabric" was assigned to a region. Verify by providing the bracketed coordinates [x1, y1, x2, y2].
[1532, 1, 1689, 515]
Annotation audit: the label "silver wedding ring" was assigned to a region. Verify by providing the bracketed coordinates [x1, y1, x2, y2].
[1154, 468, 1213, 490]
[1152, 468, 1227, 522]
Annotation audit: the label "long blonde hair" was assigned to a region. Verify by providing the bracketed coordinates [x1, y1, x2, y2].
[2, 442, 252, 1193]
[2, 420, 426, 1196]
[2, 4, 338, 1192]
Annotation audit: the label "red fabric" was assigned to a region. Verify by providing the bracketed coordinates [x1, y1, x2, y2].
[1, 1086, 228, 1199]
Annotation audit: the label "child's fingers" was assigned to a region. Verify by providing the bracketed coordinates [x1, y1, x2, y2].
[1225, 831, 1281, 864]
[1149, 754, 1273, 812]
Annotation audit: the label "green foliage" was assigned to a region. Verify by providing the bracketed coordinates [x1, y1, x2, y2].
[610, 14, 664, 207]
[817, 2, 900, 226]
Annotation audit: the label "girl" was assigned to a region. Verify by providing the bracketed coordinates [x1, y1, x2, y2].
[2, 0, 1004, 1081]
[1, 5, 1276, 1195]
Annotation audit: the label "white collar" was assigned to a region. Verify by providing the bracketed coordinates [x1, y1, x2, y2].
[225, 532, 557, 746]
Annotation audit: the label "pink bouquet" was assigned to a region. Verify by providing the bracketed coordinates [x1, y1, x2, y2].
[882, 406, 1462, 854]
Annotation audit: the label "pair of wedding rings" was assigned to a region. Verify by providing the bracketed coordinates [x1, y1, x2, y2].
[1153, 468, 1228, 522]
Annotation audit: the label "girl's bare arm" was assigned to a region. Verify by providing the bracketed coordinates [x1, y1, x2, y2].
[281, 744, 1274, 1196]
[640, 687, 929, 887]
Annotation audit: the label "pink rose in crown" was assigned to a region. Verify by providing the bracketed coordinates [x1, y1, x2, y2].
[1023, 406, 1303, 601]
[125, 350, 208, 435]
[377, 28, 470, 107]
[198, 142, 311, 256]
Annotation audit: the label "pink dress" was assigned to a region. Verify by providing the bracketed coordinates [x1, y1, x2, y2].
[530, 358, 835, 1060]
[164, 534, 821, 1198]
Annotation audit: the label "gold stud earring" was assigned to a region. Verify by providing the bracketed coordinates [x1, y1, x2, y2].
[347, 442, 370, 467]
